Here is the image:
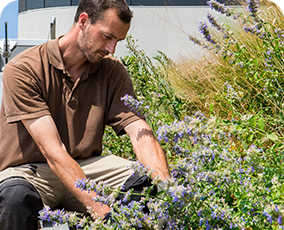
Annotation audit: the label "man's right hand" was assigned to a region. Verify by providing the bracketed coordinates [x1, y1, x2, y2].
[87, 194, 111, 220]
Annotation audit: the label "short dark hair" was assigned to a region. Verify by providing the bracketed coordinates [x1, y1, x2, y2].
[74, 0, 133, 24]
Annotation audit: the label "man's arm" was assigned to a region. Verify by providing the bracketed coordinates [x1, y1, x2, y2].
[22, 115, 110, 218]
[124, 119, 170, 181]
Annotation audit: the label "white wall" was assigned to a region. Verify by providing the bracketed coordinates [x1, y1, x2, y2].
[1, 4, 246, 107]
[18, 5, 219, 61]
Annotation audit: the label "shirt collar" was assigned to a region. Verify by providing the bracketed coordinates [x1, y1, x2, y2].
[47, 36, 64, 71]
[47, 36, 101, 76]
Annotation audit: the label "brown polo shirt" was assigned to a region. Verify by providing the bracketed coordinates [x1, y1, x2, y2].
[0, 37, 143, 171]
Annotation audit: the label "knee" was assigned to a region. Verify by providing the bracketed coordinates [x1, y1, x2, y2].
[0, 177, 43, 230]
[0, 177, 43, 212]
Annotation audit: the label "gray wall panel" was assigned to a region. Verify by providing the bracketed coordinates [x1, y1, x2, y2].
[132, 0, 209, 6]
[71, 0, 80, 5]
[45, 0, 71, 7]
[19, 0, 239, 12]
[26, 0, 44, 10]
[19, 0, 26, 13]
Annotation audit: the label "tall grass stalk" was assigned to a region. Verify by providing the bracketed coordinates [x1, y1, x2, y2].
[169, 0, 284, 118]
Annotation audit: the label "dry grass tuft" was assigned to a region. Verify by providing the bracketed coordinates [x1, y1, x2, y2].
[167, 0, 284, 118]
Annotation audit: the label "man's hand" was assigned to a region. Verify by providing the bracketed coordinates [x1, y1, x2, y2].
[87, 193, 111, 219]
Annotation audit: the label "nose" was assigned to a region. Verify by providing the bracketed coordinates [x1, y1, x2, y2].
[106, 40, 117, 54]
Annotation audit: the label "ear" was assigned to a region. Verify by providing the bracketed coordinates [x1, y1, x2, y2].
[78, 13, 89, 29]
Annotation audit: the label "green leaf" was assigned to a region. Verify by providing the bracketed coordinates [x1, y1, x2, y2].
[267, 133, 279, 141]
[258, 117, 265, 131]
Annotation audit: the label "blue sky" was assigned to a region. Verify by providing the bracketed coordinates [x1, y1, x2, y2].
[0, 0, 18, 39]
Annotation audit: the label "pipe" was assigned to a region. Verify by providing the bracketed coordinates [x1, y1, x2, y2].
[4, 21, 8, 64]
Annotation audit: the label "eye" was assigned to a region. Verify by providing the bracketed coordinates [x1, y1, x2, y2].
[104, 34, 111, 39]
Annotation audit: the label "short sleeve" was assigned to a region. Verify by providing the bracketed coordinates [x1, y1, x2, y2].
[2, 62, 51, 123]
[105, 60, 144, 135]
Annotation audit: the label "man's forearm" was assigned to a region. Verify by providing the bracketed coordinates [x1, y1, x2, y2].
[41, 147, 111, 218]
[45, 149, 93, 206]
[125, 120, 170, 181]
[22, 115, 110, 217]
[133, 133, 170, 181]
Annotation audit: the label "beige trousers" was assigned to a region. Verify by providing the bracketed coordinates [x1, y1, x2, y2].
[0, 155, 134, 213]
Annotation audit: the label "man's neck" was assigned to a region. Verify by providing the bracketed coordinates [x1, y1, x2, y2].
[58, 28, 88, 82]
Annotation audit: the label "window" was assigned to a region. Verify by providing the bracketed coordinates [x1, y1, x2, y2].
[130, 0, 215, 6]
[45, 0, 70, 7]
[122, 0, 236, 6]
[18, 0, 26, 13]
[26, 0, 44, 11]
[19, 0, 239, 13]
[71, 0, 80, 6]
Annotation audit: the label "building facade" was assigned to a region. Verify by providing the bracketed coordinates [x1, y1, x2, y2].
[2, 0, 240, 70]
[18, 0, 233, 12]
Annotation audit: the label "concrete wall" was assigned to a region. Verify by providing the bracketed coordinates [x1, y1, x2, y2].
[17, 5, 220, 61]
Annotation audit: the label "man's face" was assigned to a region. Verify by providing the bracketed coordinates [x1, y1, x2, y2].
[77, 8, 130, 63]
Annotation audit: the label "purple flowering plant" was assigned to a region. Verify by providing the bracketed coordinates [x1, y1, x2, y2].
[188, 0, 284, 118]
[39, 1, 284, 228]
[39, 109, 284, 229]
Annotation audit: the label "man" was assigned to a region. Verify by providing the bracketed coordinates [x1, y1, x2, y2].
[0, 0, 170, 229]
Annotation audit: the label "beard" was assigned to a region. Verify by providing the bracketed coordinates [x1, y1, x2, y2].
[77, 30, 109, 64]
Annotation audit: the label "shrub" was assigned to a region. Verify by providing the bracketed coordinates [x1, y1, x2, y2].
[39, 111, 284, 229]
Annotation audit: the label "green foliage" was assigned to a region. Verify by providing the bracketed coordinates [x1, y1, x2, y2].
[41, 112, 284, 229]
[122, 35, 188, 124]
[102, 127, 134, 159]
[40, 1, 284, 229]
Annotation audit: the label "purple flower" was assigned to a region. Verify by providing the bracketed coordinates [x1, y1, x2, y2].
[246, 0, 260, 18]
[199, 23, 214, 43]
[207, 13, 223, 31]
[207, 0, 240, 18]
[121, 94, 145, 116]
[278, 215, 282, 225]
[198, 210, 203, 216]
[188, 34, 204, 46]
